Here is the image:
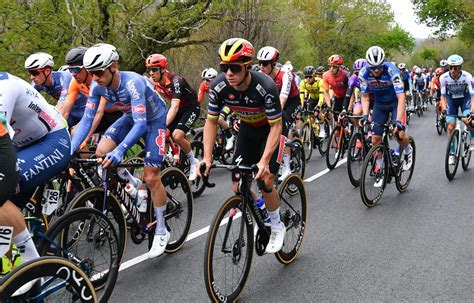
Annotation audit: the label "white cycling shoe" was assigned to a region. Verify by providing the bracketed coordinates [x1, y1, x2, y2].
[188, 162, 198, 181]
[265, 222, 285, 254]
[148, 230, 170, 259]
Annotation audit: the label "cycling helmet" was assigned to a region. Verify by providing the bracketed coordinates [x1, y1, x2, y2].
[328, 54, 343, 65]
[281, 63, 294, 73]
[201, 67, 218, 80]
[439, 59, 448, 67]
[435, 67, 444, 76]
[65, 47, 87, 66]
[83, 43, 119, 71]
[146, 54, 168, 69]
[250, 64, 260, 72]
[422, 67, 427, 73]
[25, 52, 54, 70]
[58, 65, 69, 72]
[219, 38, 254, 62]
[256, 46, 279, 62]
[415, 67, 421, 74]
[398, 63, 406, 69]
[316, 66, 325, 73]
[365, 46, 385, 66]
[446, 54, 464, 66]
[303, 65, 316, 76]
[353, 59, 366, 71]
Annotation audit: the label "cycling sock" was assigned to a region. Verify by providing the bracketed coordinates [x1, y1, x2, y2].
[154, 205, 167, 235]
[186, 151, 197, 164]
[283, 154, 290, 168]
[12, 229, 39, 263]
[268, 208, 281, 229]
[376, 158, 383, 170]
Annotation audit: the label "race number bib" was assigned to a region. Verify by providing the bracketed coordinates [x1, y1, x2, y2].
[42, 189, 60, 216]
[0, 226, 13, 257]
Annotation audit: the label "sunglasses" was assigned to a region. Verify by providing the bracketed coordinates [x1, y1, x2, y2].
[370, 65, 383, 70]
[147, 67, 161, 73]
[205, 79, 211, 82]
[68, 66, 83, 74]
[305, 75, 313, 79]
[27, 69, 45, 76]
[258, 61, 271, 67]
[220, 63, 244, 73]
[449, 66, 461, 70]
[330, 65, 340, 69]
[89, 68, 109, 77]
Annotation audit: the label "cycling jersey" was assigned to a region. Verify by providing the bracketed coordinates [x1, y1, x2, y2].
[72, 71, 167, 166]
[197, 81, 209, 103]
[273, 70, 299, 99]
[400, 70, 412, 92]
[33, 71, 72, 103]
[207, 72, 282, 127]
[322, 70, 349, 99]
[413, 74, 427, 91]
[359, 62, 404, 103]
[63, 79, 88, 126]
[0, 72, 70, 208]
[440, 71, 474, 123]
[153, 72, 198, 109]
[299, 78, 323, 106]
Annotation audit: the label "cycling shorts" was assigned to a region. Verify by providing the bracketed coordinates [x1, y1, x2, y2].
[371, 101, 398, 136]
[333, 97, 344, 113]
[231, 122, 284, 182]
[283, 96, 300, 129]
[0, 135, 18, 207]
[95, 111, 123, 134]
[104, 115, 166, 167]
[446, 95, 471, 123]
[12, 128, 71, 209]
[168, 105, 200, 134]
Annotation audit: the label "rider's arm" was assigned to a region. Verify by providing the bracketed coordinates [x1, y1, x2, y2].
[205, 87, 223, 162]
[317, 79, 325, 107]
[261, 85, 283, 166]
[166, 77, 185, 126]
[85, 97, 107, 137]
[391, 72, 406, 122]
[343, 78, 356, 110]
[468, 74, 474, 112]
[322, 73, 332, 107]
[61, 79, 79, 120]
[359, 69, 370, 116]
[299, 81, 306, 106]
[440, 75, 447, 111]
[70, 96, 100, 153]
[197, 82, 206, 104]
[279, 71, 293, 109]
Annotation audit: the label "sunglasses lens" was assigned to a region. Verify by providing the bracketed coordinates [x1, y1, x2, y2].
[220, 64, 243, 73]
[28, 70, 40, 76]
[259, 61, 271, 67]
[305, 76, 313, 79]
[68, 67, 82, 73]
[148, 67, 160, 73]
[90, 69, 106, 77]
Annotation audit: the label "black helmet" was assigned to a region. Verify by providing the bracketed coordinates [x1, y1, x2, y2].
[303, 65, 315, 76]
[65, 47, 88, 66]
[316, 66, 325, 73]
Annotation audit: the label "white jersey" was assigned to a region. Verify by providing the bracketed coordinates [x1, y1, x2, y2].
[0, 72, 67, 147]
[440, 70, 474, 99]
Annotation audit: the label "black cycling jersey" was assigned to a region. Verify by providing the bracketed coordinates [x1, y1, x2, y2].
[162, 73, 198, 109]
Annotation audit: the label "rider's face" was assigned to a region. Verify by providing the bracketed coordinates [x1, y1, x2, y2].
[28, 69, 50, 85]
[220, 62, 247, 87]
[90, 66, 113, 87]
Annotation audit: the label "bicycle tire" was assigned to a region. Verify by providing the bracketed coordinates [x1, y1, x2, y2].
[203, 195, 253, 302]
[37, 208, 119, 302]
[445, 129, 460, 181]
[360, 144, 388, 207]
[290, 138, 306, 178]
[190, 141, 206, 198]
[275, 174, 307, 264]
[0, 256, 97, 302]
[395, 137, 416, 192]
[436, 112, 443, 135]
[347, 132, 364, 187]
[326, 126, 343, 170]
[461, 134, 472, 171]
[318, 119, 331, 156]
[148, 167, 194, 253]
[301, 122, 313, 161]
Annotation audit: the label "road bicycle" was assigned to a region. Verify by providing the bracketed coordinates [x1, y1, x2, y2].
[326, 111, 352, 170]
[360, 122, 416, 207]
[346, 121, 372, 187]
[300, 107, 331, 161]
[202, 164, 306, 302]
[444, 115, 472, 180]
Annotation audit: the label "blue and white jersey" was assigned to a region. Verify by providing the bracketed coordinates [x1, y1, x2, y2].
[33, 71, 72, 103]
[71, 71, 167, 153]
[358, 62, 404, 103]
[440, 70, 474, 99]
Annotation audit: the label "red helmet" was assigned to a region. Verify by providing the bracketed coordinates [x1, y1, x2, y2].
[219, 38, 254, 62]
[146, 54, 168, 69]
[328, 54, 343, 65]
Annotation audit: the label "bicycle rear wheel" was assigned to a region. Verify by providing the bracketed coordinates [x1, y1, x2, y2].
[461, 134, 472, 171]
[301, 122, 313, 161]
[326, 126, 343, 170]
[396, 137, 416, 192]
[445, 129, 460, 180]
[275, 174, 306, 264]
[347, 132, 364, 187]
[436, 112, 443, 135]
[204, 196, 253, 302]
[318, 119, 331, 156]
[360, 144, 388, 207]
[0, 256, 97, 302]
[290, 138, 306, 178]
[190, 141, 206, 198]
[37, 208, 119, 302]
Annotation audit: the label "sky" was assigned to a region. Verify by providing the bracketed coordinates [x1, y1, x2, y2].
[386, 0, 434, 39]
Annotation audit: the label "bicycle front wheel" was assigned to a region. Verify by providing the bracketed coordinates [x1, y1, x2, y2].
[461, 133, 472, 171]
[0, 256, 97, 302]
[326, 127, 343, 170]
[436, 112, 443, 135]
[347, 132, 364, 187]
[318, 119, 331, 156]
[396, 137, 416, 192]
[204, 195, 253, 302]
[275, 174, 307, 264]
[360, 144, 388, 207]
[290, 138, 306, 178]
[301, 122, 313, 161]
[445, 129, 460, 180]
[190, 141, 206, 198]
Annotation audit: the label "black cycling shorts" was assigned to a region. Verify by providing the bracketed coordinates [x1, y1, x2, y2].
[231, 122, 284, 182]
[95, 111, 123, 134]
[283, 96, 300, 129]
[168, 105, 200, 134]
[333, 97, 344, 114]
[0, 134, 18, 207]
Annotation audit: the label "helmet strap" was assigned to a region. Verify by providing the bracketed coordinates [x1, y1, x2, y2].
[40, 69, 52, 86]
[105, 67, 116, 88]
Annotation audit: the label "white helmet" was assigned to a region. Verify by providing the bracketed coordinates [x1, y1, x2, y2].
[83, 43, 119, 71]
[415, 67, 421, 74]
[365, 46, 385, 67]
[201, 68, 218, 80]
[439, 59, 448, 67]
[446, 54, 464, 66]
[58, 65, 69, 72]
[256, 46, 279, 62]
[398, 63, 406, 69]
[281, 63, 294, 73]
[25, 52, 54, 70]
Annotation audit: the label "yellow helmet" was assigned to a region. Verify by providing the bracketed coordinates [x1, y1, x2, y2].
[219, 38, 254, 62]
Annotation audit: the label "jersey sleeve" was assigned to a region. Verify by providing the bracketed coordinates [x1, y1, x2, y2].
[58, 73, 72, 103]
[299, 80, 306, 104]
[388, 66, 404, 94]
[64, 79, 80, 109]
[207, 81, 225, 120]
[440, 75, 447, 96]
[280, 71, 293, 98]
[171, 76, 186, 100]
[0, 79, 18, 123]
[358, 68, 369, 94]
[466, 72, 474, 97]
[197, 82, 206, 103]
[263, 82, 282, 124]
[322, 72, 330, 91]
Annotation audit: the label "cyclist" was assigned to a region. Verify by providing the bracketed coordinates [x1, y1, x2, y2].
[63, 47, 122, 136]
[398, 63, 413, 108]
[430, 67, 445, 114]
[300, 65, 325, 139]
[323, 54, 349, 115]
[257, 46, 300, 180]
[0, 72, 71, 269]
[70, 44, 170, 258]
[201, 38, 285, 253]
[24, 52, 75, 122]
[344, 59, 366, 117]
[440, 59, 449, 73]
[412, 67, 427, 110]
[359, 46, 412, 187]
[197, 67, 218, 104]
[146, 54, 200, 180]
[439, 54, 474, 165]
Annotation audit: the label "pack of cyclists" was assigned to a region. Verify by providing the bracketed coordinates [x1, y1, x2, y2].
[0, 37, 473, 301]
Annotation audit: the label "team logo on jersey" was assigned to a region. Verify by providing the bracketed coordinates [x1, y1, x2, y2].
[86, 101, 95, 110]
[126, 80, 140, 100]
[133, 104, 146, 114]
[155, 129, 167, 155]
[215, 81, 226, 93]
[113, 102, 131, 112]
[229, 94, 235, 100]
[256, 84, 267, 96]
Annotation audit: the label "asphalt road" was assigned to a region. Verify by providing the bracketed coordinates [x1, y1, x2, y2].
[110, 108, 473, 302]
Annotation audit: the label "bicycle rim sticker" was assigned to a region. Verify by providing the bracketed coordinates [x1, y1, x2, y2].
[0, 226, 13, 257]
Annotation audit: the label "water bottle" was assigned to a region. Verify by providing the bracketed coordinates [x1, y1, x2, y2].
[389, 148, 400, 166]
[124, 183, 139, 205]
[137, 188, 148, 212]
[117, 168, 141, 188]
[255, 197, 271, 225]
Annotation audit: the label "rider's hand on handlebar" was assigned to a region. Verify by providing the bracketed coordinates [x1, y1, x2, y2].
[255, 161, 270, 180]
[103, 150, 122, 168]
[198, 157, 212, 177]
[359, 115, 369, 128]
[394, 120, 405, 132]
